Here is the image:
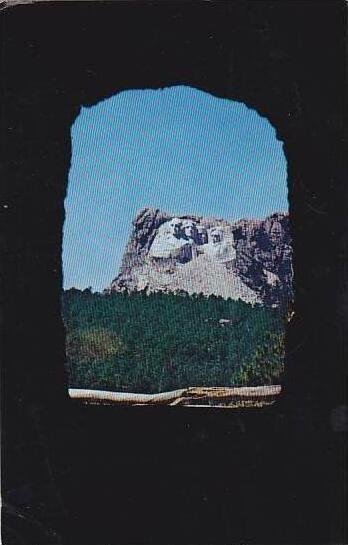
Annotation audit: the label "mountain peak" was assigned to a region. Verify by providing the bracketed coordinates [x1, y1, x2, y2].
[109, 208, 293, 306]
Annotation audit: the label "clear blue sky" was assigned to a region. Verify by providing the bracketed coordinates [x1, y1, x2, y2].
[63, 86, 288, 292]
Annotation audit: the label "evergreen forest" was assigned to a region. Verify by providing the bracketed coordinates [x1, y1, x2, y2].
[62, 288, 287, 393]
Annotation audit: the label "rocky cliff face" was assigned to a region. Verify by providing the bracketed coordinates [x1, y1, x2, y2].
[109, 208, 293, 306]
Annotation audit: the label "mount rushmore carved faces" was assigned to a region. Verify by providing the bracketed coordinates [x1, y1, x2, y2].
[148, 218, 195, 262]
[182, 220, 198, 241]
[148, 217, 237, 266]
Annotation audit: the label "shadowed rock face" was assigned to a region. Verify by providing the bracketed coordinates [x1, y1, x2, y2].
[109, 207, 293, 306]
[231, 214, 293, 305]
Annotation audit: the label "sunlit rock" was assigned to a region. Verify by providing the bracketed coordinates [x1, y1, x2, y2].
[109, 208, 293, 306]
[148, 218, 193, 262]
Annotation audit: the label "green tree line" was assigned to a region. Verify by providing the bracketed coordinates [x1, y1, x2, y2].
[62, 288, 287, 393]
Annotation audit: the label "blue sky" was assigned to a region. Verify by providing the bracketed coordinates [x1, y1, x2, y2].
[63, 86, 288, 292]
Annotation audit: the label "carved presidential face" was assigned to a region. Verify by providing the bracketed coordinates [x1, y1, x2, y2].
[210, 228, 223, 244]
[197, 226, 208, 245]
[182, 220, 197, 240]
[168, 218, 182, 238]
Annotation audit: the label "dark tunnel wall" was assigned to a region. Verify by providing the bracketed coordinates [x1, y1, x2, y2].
[3, 0, 345, 412]
[2, 2, 346, 544]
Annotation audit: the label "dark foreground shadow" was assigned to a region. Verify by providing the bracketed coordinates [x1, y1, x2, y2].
[2, 1, 346, 544]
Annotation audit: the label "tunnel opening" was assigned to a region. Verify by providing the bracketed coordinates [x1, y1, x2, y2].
[62, 85, 292, 407]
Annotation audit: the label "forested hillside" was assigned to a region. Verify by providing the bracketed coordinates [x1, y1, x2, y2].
[62, 288, 287, 393]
